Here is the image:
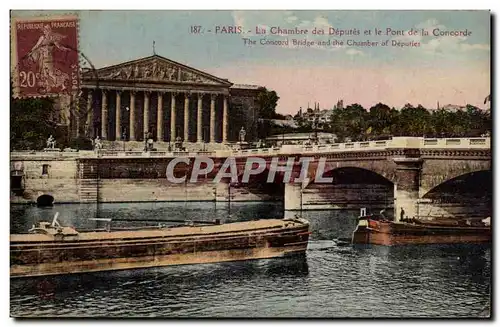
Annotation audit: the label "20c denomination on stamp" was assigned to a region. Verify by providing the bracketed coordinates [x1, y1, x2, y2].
[11, 15, 79, 98]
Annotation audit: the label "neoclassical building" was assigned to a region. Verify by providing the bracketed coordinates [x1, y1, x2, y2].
[78, 54, 263, 146]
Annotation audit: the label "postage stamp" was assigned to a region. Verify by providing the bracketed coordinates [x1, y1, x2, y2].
[11, 14, 79, 98]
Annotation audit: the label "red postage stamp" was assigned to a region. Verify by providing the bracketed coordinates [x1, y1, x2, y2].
[11, 15, 79, 98]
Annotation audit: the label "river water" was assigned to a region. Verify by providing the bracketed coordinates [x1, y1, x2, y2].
[10, 202, 491, 318]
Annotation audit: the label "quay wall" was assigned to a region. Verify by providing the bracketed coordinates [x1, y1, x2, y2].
[11, 157, 79, 204]
[10, 153, 491, 219]
[98, 180, 281, 203]
[301, 184, 393, 211]
[10, 157, 283, 204]
[10, 156, 393, 205]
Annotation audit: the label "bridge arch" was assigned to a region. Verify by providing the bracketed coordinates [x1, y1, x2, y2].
[304, 166, 394, 189]
[422, 170, 492, 200]
[227, 167, 285, 201]
[319, 159, 397, 185]
[302, 166, 395, 211]
[420, 170, 492, 218]
[420, 160, 491, 195]
[36, 194, 54, 207]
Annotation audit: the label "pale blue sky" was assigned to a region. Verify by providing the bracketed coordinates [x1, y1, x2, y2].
[12, 10, 490, 67]
[11, 10, 491, 112]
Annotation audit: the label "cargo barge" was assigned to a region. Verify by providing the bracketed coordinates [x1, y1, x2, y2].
[11, 216, 310, 278]
[351, 214, 491, 246]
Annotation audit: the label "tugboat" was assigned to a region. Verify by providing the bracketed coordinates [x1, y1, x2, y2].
[10, 213, 310, 278]
[351, 209, 491, 246]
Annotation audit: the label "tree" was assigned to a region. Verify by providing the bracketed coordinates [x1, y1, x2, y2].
[11, 97, 60, 150]
[257, 88, 280, 119]
[430, 109, 453, 137]
[465, 104, 490, 136]
[329, 103, 368, 141]
[367, 102, 398, 138]
[396, 104, 431, 137]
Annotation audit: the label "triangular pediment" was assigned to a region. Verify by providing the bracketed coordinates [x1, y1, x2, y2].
[82, 55, 232, 86]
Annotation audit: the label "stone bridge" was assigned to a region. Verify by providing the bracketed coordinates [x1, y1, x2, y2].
[11, 137, 491, 220]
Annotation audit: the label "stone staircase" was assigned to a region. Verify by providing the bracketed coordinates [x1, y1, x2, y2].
[78, 161, 100, 203]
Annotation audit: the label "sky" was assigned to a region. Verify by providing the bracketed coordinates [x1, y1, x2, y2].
[11, 10, 491, 114]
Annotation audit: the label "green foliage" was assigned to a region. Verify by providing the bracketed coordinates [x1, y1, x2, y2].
[368, 103, 398, 137]
[10, 97, 60, 150]
[395, 104, 432, 136]
[329, 103, 369, 141]
[257, 88, 280, 119]
[255, 88, 283, 139]
[303, 102, 490, 141]
[69, 136, 93, 150]
[338, 103, 490, 139]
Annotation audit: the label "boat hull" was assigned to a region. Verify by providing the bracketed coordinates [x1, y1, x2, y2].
[352, 218, 491, 246]
[11, 219, 310, 278]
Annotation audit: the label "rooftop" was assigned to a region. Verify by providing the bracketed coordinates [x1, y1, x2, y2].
[230, 84, 264, 90]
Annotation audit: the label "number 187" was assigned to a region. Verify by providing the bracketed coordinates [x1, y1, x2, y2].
[190, 26, 201, 34]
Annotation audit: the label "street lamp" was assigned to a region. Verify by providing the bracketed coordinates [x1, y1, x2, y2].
[313, 117, 319, 144]
[123, 106, 130, 152]
[121, 127, 127, 152]
[203, 126, 209, 152]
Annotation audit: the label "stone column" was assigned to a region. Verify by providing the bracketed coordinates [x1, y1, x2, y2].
[215, 182, 230, 202]
[75, 113, 80, 138]
[284, 183, 303, 211]
[170, 92, 177, 141]
[101, 90, 108, 139]
[157, 92, 164, 141]
[210, 94, 216, 143]
[86, 90, 93, 137]
[115, 90, 122, 140]
[143, 91, 150, 137]
[393, 157, 423, 221]
[184, 93, 190, 142]
[197, 93, 203, 143]
[74, 94, 80, 138]
[222, 95, 229, 143]
[129, 91, 136, 141]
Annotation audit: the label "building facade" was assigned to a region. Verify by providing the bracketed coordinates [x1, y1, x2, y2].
[77, 55, 263, 145]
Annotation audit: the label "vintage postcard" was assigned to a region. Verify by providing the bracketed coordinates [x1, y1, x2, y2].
[10, 10, 491, 318]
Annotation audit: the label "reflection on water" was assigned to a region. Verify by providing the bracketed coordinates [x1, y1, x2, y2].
[10, 202, 491, 318]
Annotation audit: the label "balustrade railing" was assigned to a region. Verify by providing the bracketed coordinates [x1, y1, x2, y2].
[11, 137, 490, 159]
[445, 138, 461, 146]
[470, 138, 486, 145]
[423, 139, 438, 146]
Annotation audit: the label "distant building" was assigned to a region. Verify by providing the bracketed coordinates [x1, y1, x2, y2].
[261, 118, 298, 129]
[334, 99, 344, 110]
[295, 102, 333, 129]
[440, 104, 467, 112]
[265, 132, 337, 146]
[438, 101, 490, 112]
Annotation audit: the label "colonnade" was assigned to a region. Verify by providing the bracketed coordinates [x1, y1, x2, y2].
[85, 89, 229, 142]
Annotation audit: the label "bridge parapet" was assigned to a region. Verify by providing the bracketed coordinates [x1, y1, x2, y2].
[10, 137, 490, 159]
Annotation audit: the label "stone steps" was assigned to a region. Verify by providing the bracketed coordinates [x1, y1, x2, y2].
[78, 162, 100, 202]
[79, 179, 100, 202]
